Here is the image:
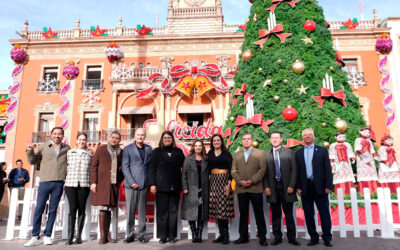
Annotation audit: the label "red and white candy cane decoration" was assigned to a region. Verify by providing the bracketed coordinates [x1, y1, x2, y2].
[4, 64, 23, 134]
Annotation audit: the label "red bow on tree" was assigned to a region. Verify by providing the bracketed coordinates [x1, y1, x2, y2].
[283, 139, 305, 148]
[254, 24, 292, 49]
[232, 84, 254, 107]
[234, 114, 274, 138]
[266, 0, 300, 12]
[312, 88, 347, 108]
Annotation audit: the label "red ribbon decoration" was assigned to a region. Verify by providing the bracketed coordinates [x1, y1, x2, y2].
[312, 88, 347, 108]
[266, 0, 300, 12]
[335, 50, 345, 67]
[232, 83, 254, 108]
[254, 24, 292, 49]
[386, 147, 397, 166]
[335, 143, 349, 162]
[283, 139, 305, 148]
[233, 114, 274, 138]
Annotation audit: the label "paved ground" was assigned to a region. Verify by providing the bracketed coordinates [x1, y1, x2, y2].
[0, 220, 400, 250]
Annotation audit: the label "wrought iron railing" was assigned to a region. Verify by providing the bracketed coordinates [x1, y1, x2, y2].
[81, 79, 103, 90]
[347, 72, 366, 89]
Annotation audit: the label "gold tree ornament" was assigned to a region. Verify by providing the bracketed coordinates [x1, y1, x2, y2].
[252, 141, 259, 148]
[323, 141, 330, 148]
[277, 59, 282, 64]
[258, 67, 263, 72]
[334, 118, 348, 132]
[230, 116, 235, 122]
[242, 50, 253, 61]
[301, 36, 313, 45]
[292, 60, 305, 74]
[321, 122, 327, 127]
[273, 95, 280, 102]
[297, 84, 308, 94]
[283, 79, 289, 84]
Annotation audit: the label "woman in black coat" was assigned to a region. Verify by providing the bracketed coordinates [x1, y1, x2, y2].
[0, 162, 8, 203]
[182, 140, 209, 243]
[148, 131, 185, 244]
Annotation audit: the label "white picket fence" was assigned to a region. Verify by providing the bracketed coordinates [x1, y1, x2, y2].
[4, 187, 400, 241]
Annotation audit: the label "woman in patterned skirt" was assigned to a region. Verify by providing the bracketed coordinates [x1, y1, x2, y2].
[208, 134, 234, 244]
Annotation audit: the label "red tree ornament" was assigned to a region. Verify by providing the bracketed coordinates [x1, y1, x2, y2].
[249, 0, 253, 3]
[303, 20, 316, 32]
[105, 42, 123, 62]
[282, 106, 298, 121]
[10, 45, 27, 64]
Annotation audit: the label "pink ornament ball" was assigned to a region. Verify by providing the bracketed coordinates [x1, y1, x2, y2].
[376, 34, 393, 55]
[10, 45, 27, 64]
[63, 62, 79, 80]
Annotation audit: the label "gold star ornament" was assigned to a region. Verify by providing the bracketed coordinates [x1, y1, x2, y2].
[297, 84, 308, 94]
[301, 36, 313, 45]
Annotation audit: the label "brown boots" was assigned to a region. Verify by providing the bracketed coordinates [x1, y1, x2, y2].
[98, 211, 117, 245]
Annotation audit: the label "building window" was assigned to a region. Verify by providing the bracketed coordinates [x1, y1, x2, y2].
[38, 67, 59, 92]
[83, 66, 103, 90]
[131, 63, 135, 68]
[39, 113, 54, 132]
[146, 62, 151, 67]
[343, 59, 358, 73]
[187, 114, 204, 127]
[83, 112, 99, 142]
[139, 62, 144, 68]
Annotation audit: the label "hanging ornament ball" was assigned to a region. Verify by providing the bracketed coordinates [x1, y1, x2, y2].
[292, 60, 305, 74]
[273, 95, 280, 102]
[252, 141, 259, 148]
[105, 42, 123, 62]
[239, 103, 243, 107]
[10, 45, 27, 64]
[329, 66, 335, 71]
[258, 67, 263, 72]
[249, 0, 253, 3]
[63, 61, 79, 80]
[334, 118, 348, 132]
[376, 33, 393, 55]
[242, 50, 253, 62]
[303, 20, 316, 32]
[230, 116, 235, 122]
[321, 122, 327, 127]
[282, 106, 298, 121]
[283, 79, 289, 84]
[277, 59, 282, 64]
[323, 141, 330, 148]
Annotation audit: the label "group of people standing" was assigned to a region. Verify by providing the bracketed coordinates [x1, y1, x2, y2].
[23, 126, 334, 247]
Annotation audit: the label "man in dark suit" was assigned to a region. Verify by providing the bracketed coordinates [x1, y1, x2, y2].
[122, 128, 153, 243]
[264, 131, 300, 246]
[231, 132, 268, 246]
[295, 128, 333, 247]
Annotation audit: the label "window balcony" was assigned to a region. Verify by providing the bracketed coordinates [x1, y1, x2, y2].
[37, 77, 60, 93]
[347, 72, 366, 89]
[82, 79, 103, 90]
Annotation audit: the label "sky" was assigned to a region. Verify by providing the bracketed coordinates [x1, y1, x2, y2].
[0, 0, 398, 89]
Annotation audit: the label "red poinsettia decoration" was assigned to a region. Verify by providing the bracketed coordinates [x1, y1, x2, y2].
[236, 24, 247, 33]
[42, 27, 58, 39]
[136, 25, 153, 36]
[341, 18, 359, 29]
[90, 26, 108, 37]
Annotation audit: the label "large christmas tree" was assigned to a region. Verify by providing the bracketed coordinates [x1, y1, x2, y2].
[224, 0, 366, 151]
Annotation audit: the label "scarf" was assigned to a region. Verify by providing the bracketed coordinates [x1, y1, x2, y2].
[107, 143, 121, 184]
[335, 143, 349, 163]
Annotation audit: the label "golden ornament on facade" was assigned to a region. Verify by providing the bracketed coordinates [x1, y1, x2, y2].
[334, 118, 348, 132]
[252, 141, 259, 148]
[292, 60, 305, 74]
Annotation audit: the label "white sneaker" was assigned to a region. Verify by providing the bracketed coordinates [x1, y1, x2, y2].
[43, 236, 53, 245]
[24, 237, 40, 247]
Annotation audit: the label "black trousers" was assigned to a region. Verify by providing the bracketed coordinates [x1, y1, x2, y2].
[0, 186, 4, 203]
[156, 191, 180, 239]
[302, 180, 332, 242]
[270, 180, 296, 241]
[237, 192, 266, 238]
[65, 185, 90, 217]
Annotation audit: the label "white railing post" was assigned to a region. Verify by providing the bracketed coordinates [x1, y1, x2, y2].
[152, 204, 158, 241]
[5, 188, 19, 240]
[263, 194, 270, 239]
[350, 188, 360, 237]
[292, 202, 298, 239]
[229, 195, 239, 240]
[383, 188, 394, 238]
[111, 208, 118, 239]
[363, 188, 374, 237]
[337, 188, 346, 238]
[19, 188, 32, 239]
[62, 197, 69, 240]
[82, 193, 91, 241]
[249, 202, 256, 239]
[377, 187, 388, 237]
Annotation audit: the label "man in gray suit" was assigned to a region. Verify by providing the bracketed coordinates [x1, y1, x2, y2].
[264, 131, 300, 246]
[122, 128, 152, 243]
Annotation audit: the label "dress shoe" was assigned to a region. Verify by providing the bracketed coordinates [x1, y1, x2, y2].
[123, 236, 134, 244]
[159, 238, 167, 244]
[307, 240, 319, 246]
[259, 236, 268, 246]
[271, 238, 282, 245]
[213, 235, 223, 243]
[168, 238, 177, 243]
[233, 237, 249, 244]
[289, 239, 301, 246]
[138, 236, 148, 243]
[324, 241, 333, 247]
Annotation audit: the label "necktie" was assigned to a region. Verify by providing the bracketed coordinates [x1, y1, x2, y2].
[306, 147, 313, 178]
[274, 150, 281, 179]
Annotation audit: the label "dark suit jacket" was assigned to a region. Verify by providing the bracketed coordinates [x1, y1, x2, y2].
[263, 147, 298, 203]
[122, 142, 153, 190]
[295, 145, 333, 196]
[231, 148, 266, 194]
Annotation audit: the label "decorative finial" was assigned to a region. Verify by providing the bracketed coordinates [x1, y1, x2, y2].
[118, 17, 123, 28]
[75, 18, 80, 29]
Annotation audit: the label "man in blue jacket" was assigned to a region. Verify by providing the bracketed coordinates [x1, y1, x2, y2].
[295, 128, 333, 247]
[122, 128, 152, 243]
[8, 159, 30, 219]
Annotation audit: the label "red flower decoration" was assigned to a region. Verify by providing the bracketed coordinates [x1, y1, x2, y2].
[42, 27, 58, 39]
[341, 18, 359, 29]
[90, 26, 108, 37]
[136, 25, 153, 36]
